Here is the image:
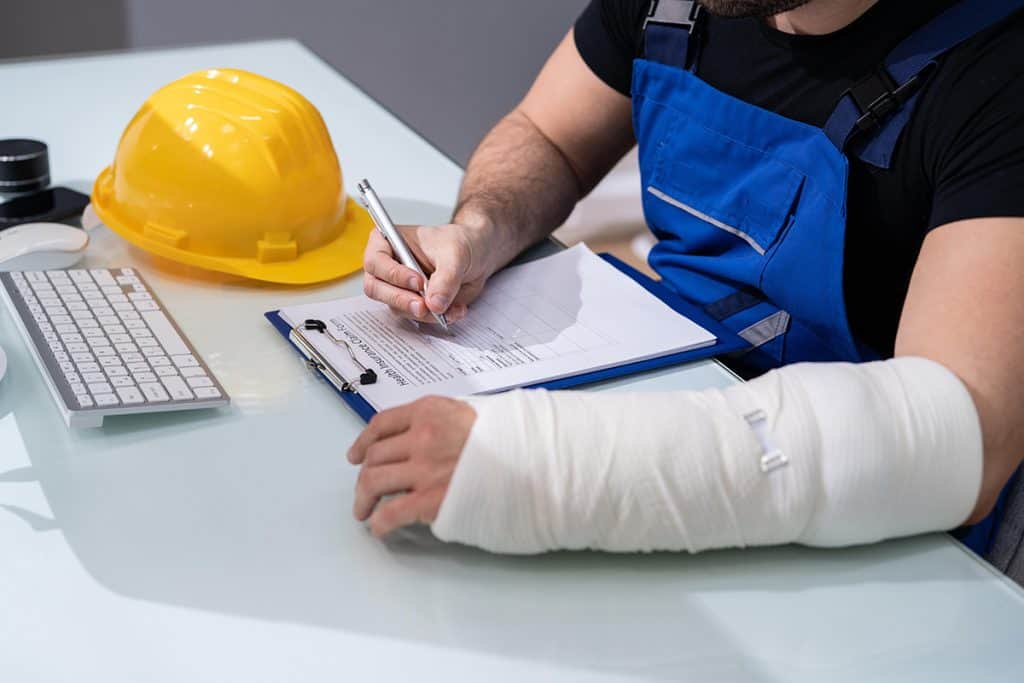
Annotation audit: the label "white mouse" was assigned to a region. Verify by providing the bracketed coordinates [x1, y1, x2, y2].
[0, 222, 89, 271]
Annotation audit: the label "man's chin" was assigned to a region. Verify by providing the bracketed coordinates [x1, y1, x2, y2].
[699, 0, 814, 18]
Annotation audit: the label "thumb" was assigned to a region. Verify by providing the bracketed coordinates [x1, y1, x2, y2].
[424, 249, 466, 315]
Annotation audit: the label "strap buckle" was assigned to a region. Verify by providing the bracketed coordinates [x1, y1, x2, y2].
[846, 66, 926, 134]
[643, 0, 703, 34]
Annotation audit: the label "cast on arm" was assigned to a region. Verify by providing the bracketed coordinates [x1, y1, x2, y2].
[432, 357, 983, 554]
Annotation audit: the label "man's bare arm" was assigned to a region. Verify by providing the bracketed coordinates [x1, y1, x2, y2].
[362, 29, 634, 322]
[896, 217, 1024, 523]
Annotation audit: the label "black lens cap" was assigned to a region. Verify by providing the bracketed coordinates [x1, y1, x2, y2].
[0, 139, 50, 194]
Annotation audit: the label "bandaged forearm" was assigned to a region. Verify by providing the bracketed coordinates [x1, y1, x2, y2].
[431, 357, 982, 554]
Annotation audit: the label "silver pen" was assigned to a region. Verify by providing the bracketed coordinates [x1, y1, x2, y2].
[357, 179, 450, 331]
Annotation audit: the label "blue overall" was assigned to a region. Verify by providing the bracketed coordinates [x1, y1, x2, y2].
[634, 0, 1024, 554]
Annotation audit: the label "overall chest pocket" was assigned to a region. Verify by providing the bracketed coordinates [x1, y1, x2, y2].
[647, 113, 806, 257]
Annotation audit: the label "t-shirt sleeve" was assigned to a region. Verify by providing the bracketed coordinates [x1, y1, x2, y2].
[925, 28, 1024, 230]
[573, 0, 646, 96]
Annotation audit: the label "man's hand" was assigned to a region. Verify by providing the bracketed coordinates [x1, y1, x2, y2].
[347, 397, 477, 537]
[362, 223, 496, 325]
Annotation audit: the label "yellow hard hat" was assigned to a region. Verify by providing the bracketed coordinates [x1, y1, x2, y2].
[92, 68, 372, 284]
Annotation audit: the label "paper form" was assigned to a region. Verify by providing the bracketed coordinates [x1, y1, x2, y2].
[279, 244, 715, 412]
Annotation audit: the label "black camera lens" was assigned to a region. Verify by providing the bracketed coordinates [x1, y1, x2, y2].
[0, 139, 50, 195]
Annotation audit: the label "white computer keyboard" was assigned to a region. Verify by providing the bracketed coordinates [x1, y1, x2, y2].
[0, 268, 229, 428]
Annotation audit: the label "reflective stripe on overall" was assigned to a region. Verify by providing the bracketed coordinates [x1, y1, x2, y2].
[633, 0, 1024, 553]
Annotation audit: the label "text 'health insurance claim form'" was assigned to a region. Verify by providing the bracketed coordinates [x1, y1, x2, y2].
[279, 244, 715, 412]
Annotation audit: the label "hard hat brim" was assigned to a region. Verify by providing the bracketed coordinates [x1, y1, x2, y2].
[91, 167, 373, 285]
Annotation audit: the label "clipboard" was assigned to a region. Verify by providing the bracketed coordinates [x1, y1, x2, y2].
[264, 253, 750, 422]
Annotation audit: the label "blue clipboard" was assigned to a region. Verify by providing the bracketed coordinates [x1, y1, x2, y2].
[264, 253, 749, 422]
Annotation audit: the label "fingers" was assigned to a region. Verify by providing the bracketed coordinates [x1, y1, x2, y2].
[347, 404, 415, 464]
[364, 273, 430, 319]
[363, 231, 423, 292]
[424, 263, 463, 315]
[367, 487, 447, 537]
[353, 462, 419, 521]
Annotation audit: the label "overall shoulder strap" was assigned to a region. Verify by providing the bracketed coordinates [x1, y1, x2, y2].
[823, 0, 1024, 168]
[641, 0, 705, 71]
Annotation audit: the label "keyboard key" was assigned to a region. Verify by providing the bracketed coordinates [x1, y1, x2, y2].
[59, 361, 76, 374]
[137, 337, 159, 348]
[160, 376, 194, 401]
[77, 394, 95, 408]
[87, 382, 112, 395]
[126, 362, 150, 373]
[72, 352, 95, 363]
[112, 377, 136, 388]
[70, 270, 92, 283]
[106, 294, 129, 304]
[95, 347, 117, 358]
[105, 366, 129, 378]
[180, 367, 208, 378]
[97, 315, 119, 326]
[128, 292, 152, 301]
[51, 315, 73, 325]
[56, 323, 79, 334]
[186, 376, 214, 388]
[88, 337, 112, 349]
[77, 362, 101, 374]
[119, 310, 141, 321]
[100, 357, 123, 368]
[64, 373, 81, 385]
[94, 393, 119, 406]
[78, 318, 99, 329]
[172, 354, 200, 368]
[155, 366, 178, 377]
[133, 372, 158, 384]
[69, 383, 88, 395]
[82, 371, 107, 383]
[66, 342, 90, 354]
[91, 270, 116, 286]
[125, 320, 147, 330]
[115, 343, 138, 354]
[140, 382, 169, 402]
[112, 302, 135, 312]
[116, 387, 144, 403]
[83, 328, 106, 338]
[59, 333, 84, 344]
[103, 325, 126, 336]
[53, 351, 70, 363]
[194, 387, 222, 399]
[134, 300, 160, 312]
[122, 353, 145, 364]
[143, 349, 167, 361]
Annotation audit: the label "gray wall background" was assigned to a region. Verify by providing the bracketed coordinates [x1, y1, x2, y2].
[5, 0, 589, 165]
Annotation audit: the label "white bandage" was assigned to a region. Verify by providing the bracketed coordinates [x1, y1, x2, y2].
[431, 357, 983, 554]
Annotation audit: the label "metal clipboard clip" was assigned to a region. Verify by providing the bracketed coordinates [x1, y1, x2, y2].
[289, 319, 378, 394]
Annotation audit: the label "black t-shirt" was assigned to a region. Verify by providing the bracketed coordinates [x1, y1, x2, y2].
[575, 0, 1024, 356]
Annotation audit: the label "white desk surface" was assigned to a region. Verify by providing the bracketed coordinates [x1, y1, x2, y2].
[1, 40, 1022, 683]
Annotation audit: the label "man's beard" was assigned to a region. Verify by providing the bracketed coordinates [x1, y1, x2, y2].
[700, 0, 815, 18]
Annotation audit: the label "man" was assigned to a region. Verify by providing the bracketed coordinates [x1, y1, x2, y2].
[348, 0, 1024, 558]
